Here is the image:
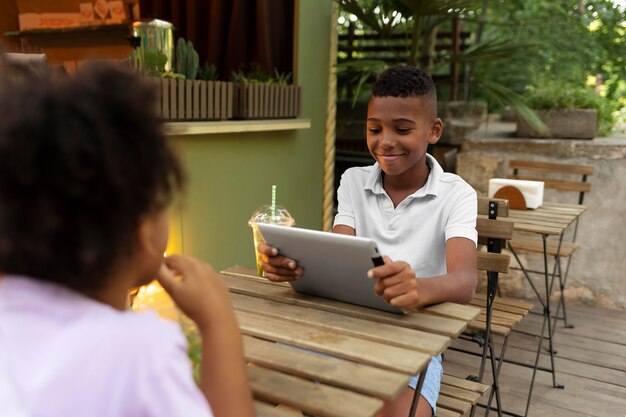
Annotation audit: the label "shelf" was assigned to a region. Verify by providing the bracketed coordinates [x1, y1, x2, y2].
[163, 119, 311, 136]
[4, 23, 130, 38]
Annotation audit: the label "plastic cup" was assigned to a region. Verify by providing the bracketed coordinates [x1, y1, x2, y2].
[248, 204, 295, 276]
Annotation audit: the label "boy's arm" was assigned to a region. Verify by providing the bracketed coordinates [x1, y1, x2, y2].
[370, 237, 477, 310]
[157, 255, 255, 417]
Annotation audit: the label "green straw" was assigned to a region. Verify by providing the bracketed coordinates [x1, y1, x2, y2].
[271, 184, 277, 220]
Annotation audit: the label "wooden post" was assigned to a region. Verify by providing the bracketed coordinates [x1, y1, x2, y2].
[450, 17, 460, 101]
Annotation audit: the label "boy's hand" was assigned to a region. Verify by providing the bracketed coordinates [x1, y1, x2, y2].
[156, 254, 233, 331]
[368, 256, 421, 311]
[258, 242, 302, 282]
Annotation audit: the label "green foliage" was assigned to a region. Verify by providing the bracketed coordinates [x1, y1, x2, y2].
[336, 0, 624, 135]
[133, 47, 168, 77]
[180, 317, 201, 384]
[198, 62, 219, 81]
[160, 71, 185, 79]
[472, 0, 624, 134]
[334, 0, 547, 131]
[273, 69, 293, 86]
[524, 80, 616, 136]
[175, 37, 200, 80]
[229, 63, 293, 85]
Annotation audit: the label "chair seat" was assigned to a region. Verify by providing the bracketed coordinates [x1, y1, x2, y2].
[437, 374, 490, 417]
[466, 293, 534, 336]
[509, 234, 579, 257]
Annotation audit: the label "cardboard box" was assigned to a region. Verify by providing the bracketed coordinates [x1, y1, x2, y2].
[18, 12, 82, 30]
[16, 0, 131, 30]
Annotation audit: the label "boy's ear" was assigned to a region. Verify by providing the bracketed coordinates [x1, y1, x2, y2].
[428, 118, 444, 144]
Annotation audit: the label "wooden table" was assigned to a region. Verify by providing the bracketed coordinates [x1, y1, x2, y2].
[221, 265, 481, 417]
[482, 202, 586, 417]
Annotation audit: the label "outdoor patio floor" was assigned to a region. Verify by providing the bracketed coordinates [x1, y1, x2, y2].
[443, 302, 626, 417]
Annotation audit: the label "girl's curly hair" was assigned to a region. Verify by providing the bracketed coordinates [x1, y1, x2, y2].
[0, 58, 184, 294]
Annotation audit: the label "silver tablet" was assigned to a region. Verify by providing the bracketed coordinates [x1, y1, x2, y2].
[257, 223, 403, 314]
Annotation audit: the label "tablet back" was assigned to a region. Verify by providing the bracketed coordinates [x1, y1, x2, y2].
[257, 224, 403, 314]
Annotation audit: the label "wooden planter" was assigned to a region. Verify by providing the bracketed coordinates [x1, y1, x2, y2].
[157, 79, 234, 121]
[234, 83, 301, 119]
[516, 108, 598, 139]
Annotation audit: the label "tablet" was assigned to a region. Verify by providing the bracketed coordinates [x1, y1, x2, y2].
[257, 223, 403, 314]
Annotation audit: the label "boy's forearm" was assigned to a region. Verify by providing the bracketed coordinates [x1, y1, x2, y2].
[198, 315, 254, 417]
[416, 269, 477, 307]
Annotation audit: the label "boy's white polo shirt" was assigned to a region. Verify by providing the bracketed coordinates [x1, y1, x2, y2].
[334, 154, 477, 278]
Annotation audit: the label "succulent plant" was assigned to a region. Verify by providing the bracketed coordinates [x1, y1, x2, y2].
[175, 37, 199, 80]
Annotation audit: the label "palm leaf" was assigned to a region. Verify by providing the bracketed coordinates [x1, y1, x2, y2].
[475, 78, 548, 135]
[394, 0, 476, 17]
[336, 0, 383, 33]
[336, 59, 389, 106]
[454, 38, 533, 63]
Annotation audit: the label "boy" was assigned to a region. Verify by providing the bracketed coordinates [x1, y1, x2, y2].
[0, 57, 254, 417]
[259, 66, 478, 417]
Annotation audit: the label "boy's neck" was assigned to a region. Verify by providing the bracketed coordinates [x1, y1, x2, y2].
[382, 158, 431, 206]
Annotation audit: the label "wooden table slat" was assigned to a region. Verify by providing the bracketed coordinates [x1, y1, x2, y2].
[423, 302, 481, 322]
[233, 292, 450, 355]
[506, 214, 575, 227]
[441, 374, 491, 394]
[474, 313, 516, 328]
[255, 401, 305, 417]
[472, 293, 534, 310]
[439, 383, 482, 403]
[436, 407, 462, 417]
[437, 393, 472, 414]
[507, 211, 577, 224]
[223, 273, 470, 337]
[468, 298, 530, 316]
[243, 335, 407, 401]
[236, 309, 430, 374]
[468, 320, 511, 336]
[248, 366, 384, 417]
[472, 307, 524, 323]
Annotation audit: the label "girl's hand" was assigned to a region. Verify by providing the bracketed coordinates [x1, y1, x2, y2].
[368, 256, 421, 311]
[156, 254, 233, 330]
[258, 242, 303, 282]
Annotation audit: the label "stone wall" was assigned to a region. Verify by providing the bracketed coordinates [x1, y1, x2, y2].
[458, 119, 626, 310]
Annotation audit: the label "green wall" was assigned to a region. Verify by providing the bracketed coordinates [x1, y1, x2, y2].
[167, 0, 333, 272]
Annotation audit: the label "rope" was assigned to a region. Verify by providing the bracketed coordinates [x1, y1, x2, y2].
[322, 1, 338, 232]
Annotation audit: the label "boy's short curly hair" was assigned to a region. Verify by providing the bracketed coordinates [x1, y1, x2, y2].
[371, 66, 437, 115]
[0, 58, 184, 294]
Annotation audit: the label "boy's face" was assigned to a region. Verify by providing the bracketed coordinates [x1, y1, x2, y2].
[366, 95, 442, 178]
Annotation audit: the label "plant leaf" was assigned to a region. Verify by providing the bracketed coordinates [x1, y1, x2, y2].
[475, 77, 549, 135]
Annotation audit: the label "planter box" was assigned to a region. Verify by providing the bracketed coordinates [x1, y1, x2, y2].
[234, 83, 301, 119]
[516, 108, 597, 139]
[438, 101, 487, 146]
[158, 79, 234, 121]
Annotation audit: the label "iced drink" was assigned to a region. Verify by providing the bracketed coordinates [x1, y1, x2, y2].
[248, 204, 295, 276]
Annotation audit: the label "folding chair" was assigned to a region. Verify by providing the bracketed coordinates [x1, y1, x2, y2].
[446, 197, 518, 417]
[507, 159, 593, 332]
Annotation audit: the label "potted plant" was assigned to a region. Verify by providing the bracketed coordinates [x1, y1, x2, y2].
[132, 37, 234, 121]
[160, 38, 234, 121]
[516, 80, 614, 139]
[230, 64, 301, 120]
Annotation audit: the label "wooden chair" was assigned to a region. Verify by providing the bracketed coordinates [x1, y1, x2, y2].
[507, 159, 593, 330]
[445, 197, 534, 417]
[436, 374, 490, 417]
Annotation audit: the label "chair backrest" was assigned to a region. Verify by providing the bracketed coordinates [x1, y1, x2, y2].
[507, 159, 594, 205]
[476, 197, 513, 277]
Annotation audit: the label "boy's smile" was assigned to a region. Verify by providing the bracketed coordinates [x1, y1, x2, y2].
[366, 95, 442, 189]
